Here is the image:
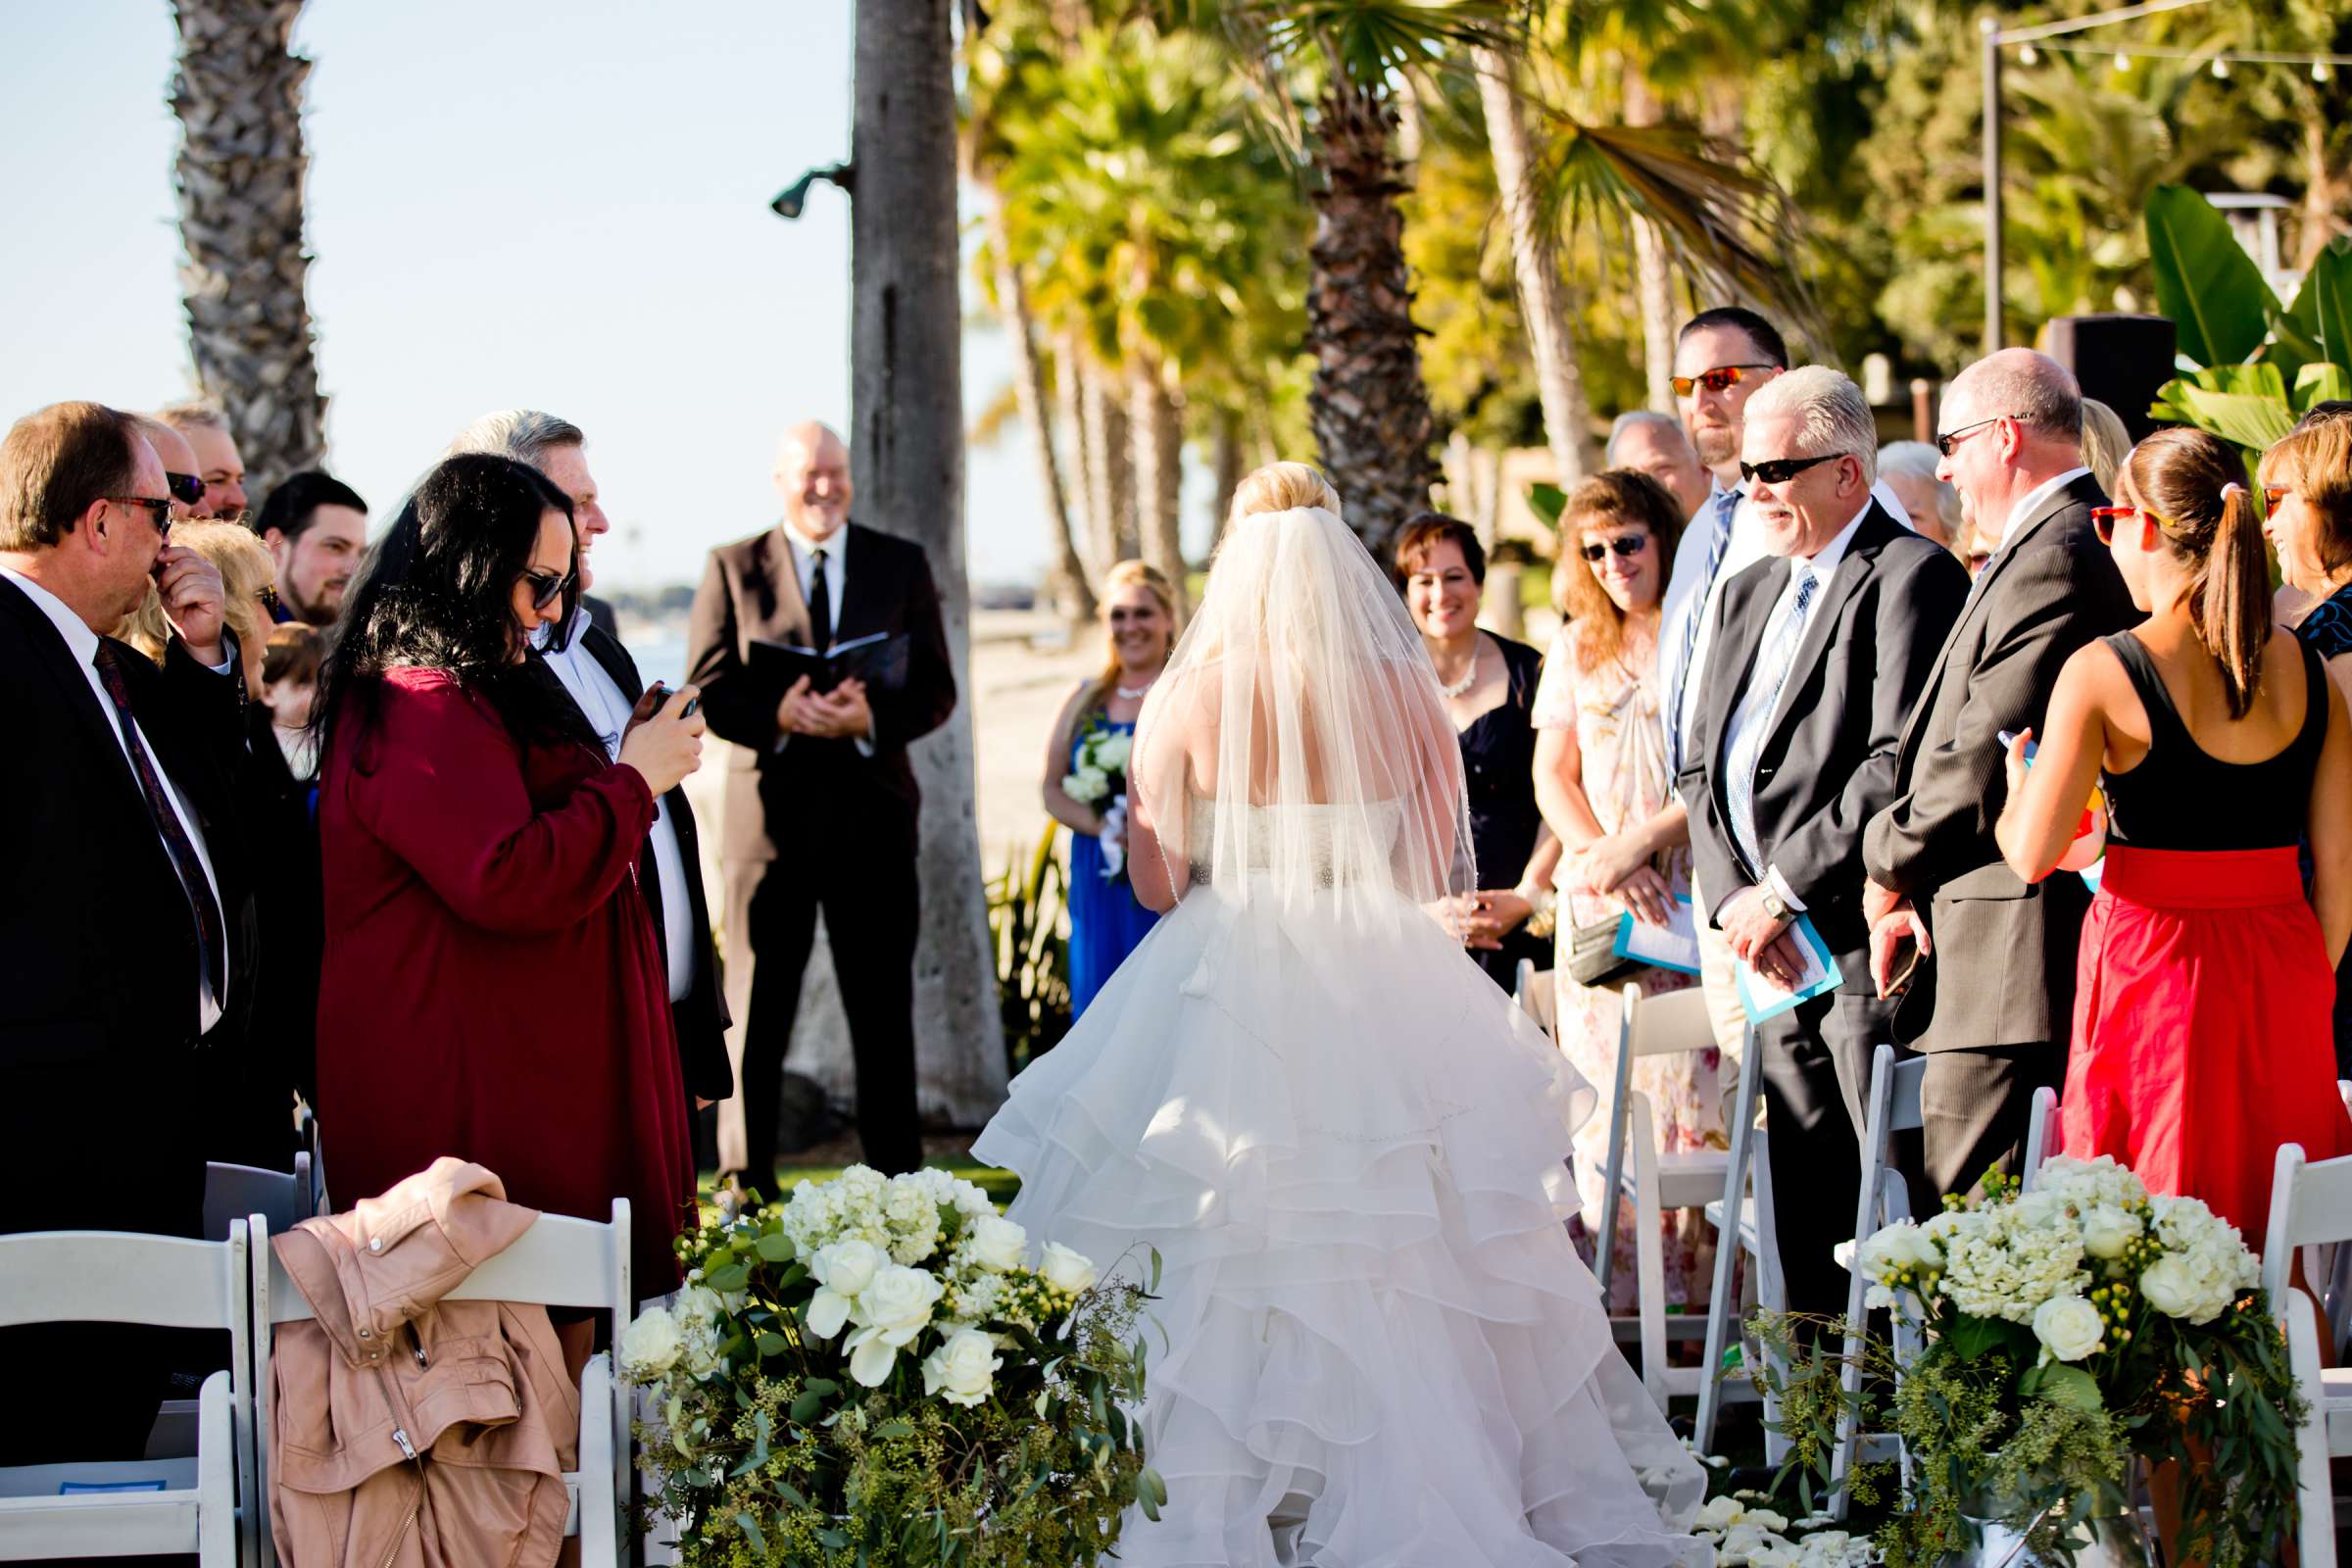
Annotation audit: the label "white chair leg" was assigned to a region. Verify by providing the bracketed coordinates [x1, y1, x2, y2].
[2287, 1291, 2337, 1568]
[579, 1352, 618, 1568]
[1631, 1094, 1671, 1414]
[197, 1369, 236, 1568]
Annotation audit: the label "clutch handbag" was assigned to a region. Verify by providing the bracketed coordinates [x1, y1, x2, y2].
[1564, 911, 1640, 989]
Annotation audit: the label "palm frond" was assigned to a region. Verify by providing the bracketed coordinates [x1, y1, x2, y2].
[1538, 114, 1829, 357]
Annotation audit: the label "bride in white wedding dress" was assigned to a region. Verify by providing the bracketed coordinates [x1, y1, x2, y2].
[973, 465, 1712, 1567]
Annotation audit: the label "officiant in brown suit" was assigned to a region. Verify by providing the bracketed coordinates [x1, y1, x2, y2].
[686, 421, 956, 1190]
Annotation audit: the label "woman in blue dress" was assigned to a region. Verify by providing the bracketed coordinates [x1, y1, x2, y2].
[2263, 411, 2352, 1070]
[1042, 560, 1179, 1015]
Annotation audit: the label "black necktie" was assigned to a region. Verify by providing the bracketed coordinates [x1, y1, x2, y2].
[92, 642, 226, 1009]
[808, 545, 833, 653]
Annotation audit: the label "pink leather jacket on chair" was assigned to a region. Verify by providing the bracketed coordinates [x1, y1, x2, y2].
[269, 1157, 581, 1568]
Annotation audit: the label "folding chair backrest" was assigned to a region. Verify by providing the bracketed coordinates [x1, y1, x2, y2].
[1622, 984, 1716, 1060]
[1513, 959, 1557, 1039]
[249, 1201, 632, 1568]
[2264, 1144, 2352, 1311]
[0, 1227, 254, 1568]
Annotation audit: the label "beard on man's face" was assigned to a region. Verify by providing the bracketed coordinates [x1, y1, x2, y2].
[1693, 424, 1738, 467]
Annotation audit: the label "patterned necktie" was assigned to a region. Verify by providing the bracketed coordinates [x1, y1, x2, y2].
[807, 545, 833, 653]
[92, 641, 226, 1009]
[1665, 484, 1741, 774]
[1725, 561, 1821, 874]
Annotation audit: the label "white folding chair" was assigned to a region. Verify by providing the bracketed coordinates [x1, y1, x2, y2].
[2283, 1285, 2340, 1567]
[2266, 1142, 2352, 1367]
[250, 1200, 634, 1568]
[1828, 1043, 1928, 1519]
[2019, 1086, 2058, 1194]
[1593, 984, 1733, 1413]
[1512, 958, 1556, 1040]
[1694, 1026, 1788, 1462]
[0, 1225, 253, 1568]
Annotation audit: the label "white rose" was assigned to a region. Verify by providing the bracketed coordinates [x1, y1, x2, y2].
[920, 1327, 1004, 1407]
[843, 1265, 945, 1386]
[966, 1215, 1027, 1274]
[2081, 1204, 2141, 1260]
[2032, 1294, 2104, 1363]
[807, 1238, 886, 1340]
[1898, 1225, 1946, 1270]
[1092, 731, 1133, 770]
[617, 1306, 684, 1380]
[1064, 766, 1110, 803]
[1039, 1242, 1099, 1295]
[1855, 1224, 1912, 1282]
[2138, 1252, 2230, 1322]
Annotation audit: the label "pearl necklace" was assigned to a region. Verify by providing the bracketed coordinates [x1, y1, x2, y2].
[1116, 677, 1155, 701]
[1435, 646, 1480, 699]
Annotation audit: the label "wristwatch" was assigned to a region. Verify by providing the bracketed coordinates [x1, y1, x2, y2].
[1759, 884, 1792, 924]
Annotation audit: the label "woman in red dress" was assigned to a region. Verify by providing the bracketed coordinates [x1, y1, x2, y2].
[1996, 427, 2352, 1241]
[313, 454, 709, 1289]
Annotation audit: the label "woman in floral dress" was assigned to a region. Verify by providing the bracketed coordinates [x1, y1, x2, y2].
[1532, 470, 1724, 1314]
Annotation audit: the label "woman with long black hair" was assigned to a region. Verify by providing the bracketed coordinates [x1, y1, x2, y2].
[313, 453, 707, 1287]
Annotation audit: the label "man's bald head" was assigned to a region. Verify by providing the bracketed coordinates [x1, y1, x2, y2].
[1936, 348, 2086, 548]
[134, 417, 203, 520]
[1946, 349, 2082, 445]
[774, 420, 853, 542]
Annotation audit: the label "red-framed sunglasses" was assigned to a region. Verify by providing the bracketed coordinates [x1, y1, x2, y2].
[2090, 505, 2177, 545]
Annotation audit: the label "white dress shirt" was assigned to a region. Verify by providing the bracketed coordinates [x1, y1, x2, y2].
[538, 611, 696, 1004]
[1664, 475, 1914, 780]
[1713, 495, 1876, 914]
[1979, 466, 2091, 565]
[3, 564, 230, 1033]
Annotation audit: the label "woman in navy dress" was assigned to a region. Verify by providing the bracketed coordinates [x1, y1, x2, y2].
[1396, 514, 1555, 990]
[2263, 411, 2352, 1071]
[1042, 561, 1179, 1014]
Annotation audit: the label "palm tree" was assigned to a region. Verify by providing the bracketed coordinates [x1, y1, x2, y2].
[853, 0, 1008, 1125]
[168, 0, 327, 496]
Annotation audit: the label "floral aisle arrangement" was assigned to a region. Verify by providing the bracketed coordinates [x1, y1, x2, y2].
[1059, 714, 1134, 887]
[618, 1166, 1163, 1568]
[1852, 1157, 2304, 1567]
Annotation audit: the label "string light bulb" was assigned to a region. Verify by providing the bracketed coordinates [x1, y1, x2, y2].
[2018, 43, 2037, 65]
[2210, 57, 2229, 78]
[2113, 51, 2132, 72]
[2317, 61, 2334, 83]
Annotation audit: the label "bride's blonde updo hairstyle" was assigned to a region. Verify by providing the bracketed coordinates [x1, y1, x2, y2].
[1226, 462, 1341, 533]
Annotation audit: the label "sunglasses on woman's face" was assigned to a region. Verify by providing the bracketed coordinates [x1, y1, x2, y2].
[2090, 505, 2175, 545]
[1581, 535, 1649, 563]
[2262, 485, 2292, 515]
[523, 567, 574, 610]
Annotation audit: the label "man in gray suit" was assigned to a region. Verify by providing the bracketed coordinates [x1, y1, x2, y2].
[1683, 368, 1970, 1318]
[1863, 350, 2135, 1201]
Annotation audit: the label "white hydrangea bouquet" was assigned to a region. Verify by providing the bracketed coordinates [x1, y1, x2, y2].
[1060, 715, 1134, 886]
[618, 1166, 1164, 1568]
[1853, 1157, 2303, 1567]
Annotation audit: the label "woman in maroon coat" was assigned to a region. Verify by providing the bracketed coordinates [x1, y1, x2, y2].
[312, 455, 708, 1289]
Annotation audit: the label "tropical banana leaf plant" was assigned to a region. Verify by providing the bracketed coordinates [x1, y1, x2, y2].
[2144, 183, 2352, 458]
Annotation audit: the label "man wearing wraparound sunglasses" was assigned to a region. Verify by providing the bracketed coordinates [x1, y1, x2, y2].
[1861, 349, 2134, 1209]
[1624, 308, 1918, 1094]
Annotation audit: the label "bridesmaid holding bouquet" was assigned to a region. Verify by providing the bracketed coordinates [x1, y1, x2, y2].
[1042, 561, 1180, 1015]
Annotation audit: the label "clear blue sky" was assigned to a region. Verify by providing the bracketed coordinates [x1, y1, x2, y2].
[0, 0, 1060, 591]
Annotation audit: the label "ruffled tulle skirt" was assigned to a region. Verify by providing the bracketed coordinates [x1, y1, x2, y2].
[973, 880, 1712, 1567]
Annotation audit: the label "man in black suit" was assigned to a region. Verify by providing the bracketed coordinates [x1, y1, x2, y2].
[0, 401, 261, 1462]
[686, 421, 957, 1189]
[1863, 351, 2135, 1201]
[1681, 368, 1970, 1319]
[447, 410, 735, 1121]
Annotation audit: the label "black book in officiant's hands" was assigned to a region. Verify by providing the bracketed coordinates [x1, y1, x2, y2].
[748, 631, 912, 697]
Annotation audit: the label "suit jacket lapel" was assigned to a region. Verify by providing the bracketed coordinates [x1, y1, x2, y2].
[1, 579, 150, 819]
[756, 525, 814, 649]
[1758, 505, 1892, 763]
[831, 523, 881, 643]
[1704, 565, 1779, 821]
[580, 623, 645, 703]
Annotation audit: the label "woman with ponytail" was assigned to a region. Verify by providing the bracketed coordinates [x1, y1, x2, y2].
[1995, 427, 2352, 1238]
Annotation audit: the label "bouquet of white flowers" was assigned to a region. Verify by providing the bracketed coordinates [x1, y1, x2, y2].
[1847, 1158, 2302, 1567]
[619, 1167, 1163, 1567]
[1061, 716, 1135, 888]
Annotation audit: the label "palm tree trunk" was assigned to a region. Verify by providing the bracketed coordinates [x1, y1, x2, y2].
[2297, 106, 2348, 270]
[169, 0, 326, 498]
[1055, 330, 1100, 578]
[984, 194, 1095, 623]
[1085, 366, 1137, 564]
[1472, 49, 1595, 496]
[1130, 354, 1185, 608]
[1623, 68, 1679, 415]
[1309, 74, 1442, 561]
[1210, 407, 1244, 552]
[852, 0, 1007, 1125]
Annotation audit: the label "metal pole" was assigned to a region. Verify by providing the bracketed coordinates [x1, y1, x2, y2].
[1982, 14, 2004, 355]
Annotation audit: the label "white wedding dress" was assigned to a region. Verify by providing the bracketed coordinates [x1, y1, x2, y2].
[973, 793, 1714, 1567]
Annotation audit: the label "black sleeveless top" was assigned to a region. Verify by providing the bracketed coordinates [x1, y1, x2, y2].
[1459, 633, 1545, 886]
[2100, 630, 2328, 852]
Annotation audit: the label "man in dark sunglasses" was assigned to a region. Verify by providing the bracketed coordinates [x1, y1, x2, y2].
[1861, 348, 2134, 1213]
[1679, 365, 1970, 1325]
[134, 416, 206, 523]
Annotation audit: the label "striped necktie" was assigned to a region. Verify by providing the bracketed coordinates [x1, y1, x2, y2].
[1665, 483, 1741, 774]
[1726, 561, 1821, 874]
